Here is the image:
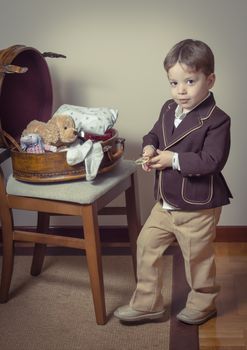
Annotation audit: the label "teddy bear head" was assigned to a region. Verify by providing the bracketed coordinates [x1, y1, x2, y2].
[48, 115, 77, 146]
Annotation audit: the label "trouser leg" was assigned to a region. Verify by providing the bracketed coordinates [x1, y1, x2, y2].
[130, 202, 175, 312]
[173, 207, 222, 312]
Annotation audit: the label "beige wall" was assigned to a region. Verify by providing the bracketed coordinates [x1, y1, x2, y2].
[1, 0, 246, 226]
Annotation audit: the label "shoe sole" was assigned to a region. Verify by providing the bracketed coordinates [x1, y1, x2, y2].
[114, 309, 166, 322]
[176, 310, 217, 325]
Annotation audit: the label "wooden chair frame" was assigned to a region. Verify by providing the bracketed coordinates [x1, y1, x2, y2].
[0, 149, 140, 325]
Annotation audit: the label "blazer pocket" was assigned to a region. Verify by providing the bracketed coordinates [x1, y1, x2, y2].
[182, 175, 213, 205]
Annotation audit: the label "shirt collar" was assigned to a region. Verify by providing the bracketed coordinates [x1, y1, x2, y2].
[175, 92, 211, 119]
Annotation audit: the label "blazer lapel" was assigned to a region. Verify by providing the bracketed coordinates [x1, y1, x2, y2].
[162, 103, 175, 147]
[162, 94, 216, 149]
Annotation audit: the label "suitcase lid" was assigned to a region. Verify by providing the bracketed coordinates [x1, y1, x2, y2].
[0, 45, 53, 143]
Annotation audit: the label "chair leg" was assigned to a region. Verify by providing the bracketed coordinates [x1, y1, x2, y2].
[83, 205, 106, 325]
[125, 173, 141, 281]
[0, 208, 14, 303]
[30, 212, 50, 276]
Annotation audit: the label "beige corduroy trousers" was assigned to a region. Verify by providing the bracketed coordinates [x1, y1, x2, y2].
[130, 202, 222, 312]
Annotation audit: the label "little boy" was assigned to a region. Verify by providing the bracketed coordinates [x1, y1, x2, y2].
[114, 39, 232, 325]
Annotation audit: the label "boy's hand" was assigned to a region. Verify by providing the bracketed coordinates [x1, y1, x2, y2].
[148, 149, 174, 170]
[142, 145, 155, 158]
[142, 145, 156, 172]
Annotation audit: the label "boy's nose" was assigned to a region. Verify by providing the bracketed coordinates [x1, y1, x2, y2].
[177, 84, 186, 94]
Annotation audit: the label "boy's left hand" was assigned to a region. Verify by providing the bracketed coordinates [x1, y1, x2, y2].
[148, 149, 174, 170]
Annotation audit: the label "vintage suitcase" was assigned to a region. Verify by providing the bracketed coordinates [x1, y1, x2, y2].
[0, 45, 124, 183]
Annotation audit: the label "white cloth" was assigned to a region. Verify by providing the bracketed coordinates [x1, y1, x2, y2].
[66, 139, 104, 181]
[66, 139, 93, 166]
[84, 142, 104, 181]
[54, 104, 118, 137]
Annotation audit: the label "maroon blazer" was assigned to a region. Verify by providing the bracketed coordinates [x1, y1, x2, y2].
[143, 93, 232, 210]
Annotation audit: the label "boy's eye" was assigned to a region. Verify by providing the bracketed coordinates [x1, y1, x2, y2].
[187, 79, 194, 85]
[169, 81, 177, 87]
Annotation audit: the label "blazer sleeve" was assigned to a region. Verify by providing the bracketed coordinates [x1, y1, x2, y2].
[142, 102, 169, 150]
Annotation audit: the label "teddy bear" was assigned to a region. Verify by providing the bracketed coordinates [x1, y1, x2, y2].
[21, 114, 78, 148]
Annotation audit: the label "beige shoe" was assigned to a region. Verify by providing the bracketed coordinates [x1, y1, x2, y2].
[176, 307, 217, 325]
[114, 305, 166, 322]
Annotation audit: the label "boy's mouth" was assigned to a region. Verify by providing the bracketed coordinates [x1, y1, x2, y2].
[179, 99, 190, 104]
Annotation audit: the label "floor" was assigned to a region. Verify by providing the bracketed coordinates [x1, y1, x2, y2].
[0, 239, 246, 349]
[199, 242, 247, 350]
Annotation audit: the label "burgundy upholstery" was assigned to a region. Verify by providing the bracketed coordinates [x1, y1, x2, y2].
[0, 49, 53, 141]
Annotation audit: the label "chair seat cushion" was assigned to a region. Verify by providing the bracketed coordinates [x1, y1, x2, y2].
[7, 159, 137, 204]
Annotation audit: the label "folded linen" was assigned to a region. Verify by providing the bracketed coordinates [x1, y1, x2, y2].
[54, 104, 118, 137]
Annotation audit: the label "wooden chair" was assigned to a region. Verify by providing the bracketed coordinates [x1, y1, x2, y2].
[0, 150, 140, 325]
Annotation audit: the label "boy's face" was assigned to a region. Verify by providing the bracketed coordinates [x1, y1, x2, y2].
[167, 62, 215, 112]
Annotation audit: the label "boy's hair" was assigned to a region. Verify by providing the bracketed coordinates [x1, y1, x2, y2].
[164, 39, 214, 76]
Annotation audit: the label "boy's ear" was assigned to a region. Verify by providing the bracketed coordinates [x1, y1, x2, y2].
[207, 73, 216, 89]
